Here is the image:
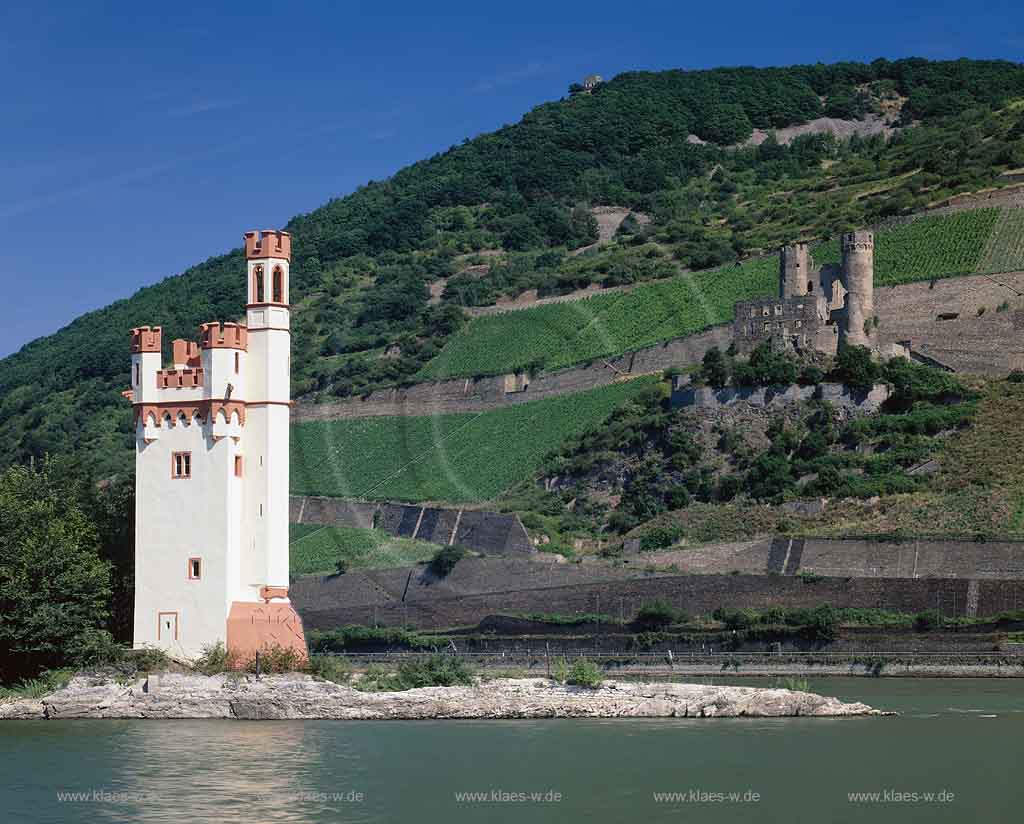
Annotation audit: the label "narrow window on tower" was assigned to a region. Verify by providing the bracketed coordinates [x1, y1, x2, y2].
[188, 557, 202, 580]
[272, 266, 284, 303]
[254, 264, 265, 303]
[134, 363, 139, 385]
[234, 352, 240, 374]
[172, 451, 192, 479]
[234, 455, 243, 477]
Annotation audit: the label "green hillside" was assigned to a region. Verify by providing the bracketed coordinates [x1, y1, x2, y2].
[290, 378, 656, 502]
[3, 58, 1024, 478]
[420, 206, 1016, 380]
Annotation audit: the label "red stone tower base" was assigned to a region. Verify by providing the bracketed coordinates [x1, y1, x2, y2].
[226, 601, 307, 669]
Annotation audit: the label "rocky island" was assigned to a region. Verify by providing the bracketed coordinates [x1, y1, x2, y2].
[0, 673, 886, 720]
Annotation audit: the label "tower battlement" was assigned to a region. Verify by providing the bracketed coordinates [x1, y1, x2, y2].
[172, 339, 201, 368]
[244, 229, 291, 261]
[200, 321, 248, 350]
[131, 326, 162, 353]
[842, 230, 874, 251]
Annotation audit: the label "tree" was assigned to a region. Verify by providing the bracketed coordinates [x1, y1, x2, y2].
[831, 345, 879, 392]
[0, 461, 113, 680]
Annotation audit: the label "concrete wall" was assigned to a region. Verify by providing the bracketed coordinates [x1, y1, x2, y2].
[290, 496, 534, 556]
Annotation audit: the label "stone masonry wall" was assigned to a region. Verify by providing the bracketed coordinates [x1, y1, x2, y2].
[670, 382, 891, 413]
[292, 325, 732, 422]
[292, 571, 1024, 631]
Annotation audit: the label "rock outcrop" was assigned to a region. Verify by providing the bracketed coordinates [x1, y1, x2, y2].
[0, 674, 886, 721]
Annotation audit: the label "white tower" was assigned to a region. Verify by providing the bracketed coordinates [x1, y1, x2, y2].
[130, 229, 305, 663]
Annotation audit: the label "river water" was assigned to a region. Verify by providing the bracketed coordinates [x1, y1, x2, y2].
[1, 677, 1021, 823]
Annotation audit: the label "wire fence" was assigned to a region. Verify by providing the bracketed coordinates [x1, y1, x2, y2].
[311, 650, 1024, 666]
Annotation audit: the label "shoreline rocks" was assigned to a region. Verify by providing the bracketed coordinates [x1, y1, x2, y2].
[0, 674, 888, 721]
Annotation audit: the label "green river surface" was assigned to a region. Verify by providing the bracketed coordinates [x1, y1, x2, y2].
[1, 677, 1021, 823]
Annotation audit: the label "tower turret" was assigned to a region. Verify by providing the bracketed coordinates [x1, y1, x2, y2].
[840, 231, 875, 348]
[780, 243, 811, 299]
[237, 228, 293, 629]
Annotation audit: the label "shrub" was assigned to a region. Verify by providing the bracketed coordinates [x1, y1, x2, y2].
[831, 344, 879, 391]
[194, 642, 234, 675]
[635, 599, 683, 630]
[914, 609, 942, 632]
[565, 657, 603, 688]
[429, 545, 468, 577]
[309, 655, 352, 684]
[394, 655, 474, 689]
[639, 525, 683, 552]
[713, 607, 760, 630]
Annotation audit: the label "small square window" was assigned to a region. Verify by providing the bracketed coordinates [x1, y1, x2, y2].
[188, 558, 202, 580]
[795, 320, 802, 328]
[172, 452, 192, 479]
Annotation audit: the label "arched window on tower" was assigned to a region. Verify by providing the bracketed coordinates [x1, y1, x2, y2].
[272, 266, 284, 303]
[253, 265, 265, 303]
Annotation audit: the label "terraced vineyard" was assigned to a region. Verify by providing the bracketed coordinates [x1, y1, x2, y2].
[418, 257, 777, 380]
[811, 208, 1002, 283]
[976, 207, 1024, 275]
[423, 207, 1018, 381]
[291, 377, 657, 502]
[288, 524, 437, 574]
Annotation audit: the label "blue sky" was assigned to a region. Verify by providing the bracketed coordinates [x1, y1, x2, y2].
[1, 0, 1021, 358]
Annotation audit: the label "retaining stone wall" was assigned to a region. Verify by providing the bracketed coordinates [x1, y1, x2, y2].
[292, 569, 1024, 631]
[291, 497, 533, 557]
[291, 326, 732, 422]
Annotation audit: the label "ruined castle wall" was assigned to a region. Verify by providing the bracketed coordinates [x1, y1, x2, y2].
[671, 382, 891, 413]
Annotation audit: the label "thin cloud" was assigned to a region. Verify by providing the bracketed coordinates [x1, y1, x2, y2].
[471, 61, 547, 93]
[166, 98, 245, 118]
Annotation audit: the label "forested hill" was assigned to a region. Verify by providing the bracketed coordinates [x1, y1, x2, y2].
[4, 57, 1024, 478]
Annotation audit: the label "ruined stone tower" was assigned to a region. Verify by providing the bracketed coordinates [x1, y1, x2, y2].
[839, 231, 875, 348]
[780, 242, 812, 299]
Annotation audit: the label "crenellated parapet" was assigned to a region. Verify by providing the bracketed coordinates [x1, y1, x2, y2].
[842, 230, 874, 252]
[131, 326, 162, 353]
[244, 229, 291, 261]
[157, 368, 205, 389]
[200, 322, 248, 350]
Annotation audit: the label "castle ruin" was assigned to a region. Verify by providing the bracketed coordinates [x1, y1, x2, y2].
[733, 230, 876, 356]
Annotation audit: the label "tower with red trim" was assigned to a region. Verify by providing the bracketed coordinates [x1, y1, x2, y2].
[129, 230, 306, 663]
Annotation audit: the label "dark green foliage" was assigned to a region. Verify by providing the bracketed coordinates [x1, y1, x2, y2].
[429, 545, 468, 577]
[307, 626, 445, 652]
[0, 461, 114, 680]
[356, 655, 474, 691]
[830, 345, 879, 391]
[635, 600, 686, 630]
[638, 525, 684, 552]
[714, 604, 838, 641]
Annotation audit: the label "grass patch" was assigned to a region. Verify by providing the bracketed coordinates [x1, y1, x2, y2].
[289, 525, 438, 575]
[291, 378, 656, 502]
[418, 257, 777, 380]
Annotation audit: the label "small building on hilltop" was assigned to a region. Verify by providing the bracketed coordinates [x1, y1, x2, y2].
[127, 229, 306, 663]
